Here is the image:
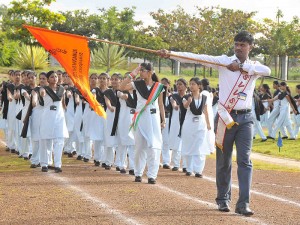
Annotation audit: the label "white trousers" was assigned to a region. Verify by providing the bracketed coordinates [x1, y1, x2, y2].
[83, 137, 92, 159]
[20, 137, 30, 157]
[185, 154, 206, 174]
[161, 119, 170, 165]
[64, 131, 76, 153]
[30, 140, 40, 165]
[94, 140, 104, 162]
[127, 145, 135, 170]
[104, 147, 115, 166]
[134, 129, 161, 179]
[40, 138, 64, 168]
[75, 141, 84, 157]
[253, 118, 266, 139]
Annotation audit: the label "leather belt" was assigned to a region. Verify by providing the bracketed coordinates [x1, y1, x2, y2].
[230, 109, 251, 114]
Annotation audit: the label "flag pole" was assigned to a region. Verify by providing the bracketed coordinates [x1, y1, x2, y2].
[87, 37, 227, 67]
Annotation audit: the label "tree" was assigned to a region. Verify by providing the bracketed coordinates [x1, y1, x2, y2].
[2, 0, 65, 69]
[51, 9, 102, 51]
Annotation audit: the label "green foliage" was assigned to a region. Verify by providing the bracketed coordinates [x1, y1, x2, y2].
[14, 44, 48, 70]
[2, 0, 65, 46]
[149, 6, 259, 55]
[0, 31, 18, 66]
[91, 43, 127, 73]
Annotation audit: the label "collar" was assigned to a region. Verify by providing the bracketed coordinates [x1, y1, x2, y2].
[231, 55, 250, 64]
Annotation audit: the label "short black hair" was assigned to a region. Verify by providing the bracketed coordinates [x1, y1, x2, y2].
[273, 81, 279, 85]
[234, 31, 254, 45]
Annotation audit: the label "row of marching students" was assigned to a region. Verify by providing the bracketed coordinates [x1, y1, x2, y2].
[251, 81, 300, 141]
[1, 63, 216, 184]
[1, 70, 68, 173]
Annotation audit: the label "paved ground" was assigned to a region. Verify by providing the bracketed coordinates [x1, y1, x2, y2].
[1, 144, 300, 225]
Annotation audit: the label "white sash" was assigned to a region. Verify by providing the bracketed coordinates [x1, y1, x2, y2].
[216, 72, 252, 150]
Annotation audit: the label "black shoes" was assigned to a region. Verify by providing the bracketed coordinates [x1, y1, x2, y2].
[11, 149, 16, 153]
[129, 170, 135, 175]
[261, 138, 267, 142]
[218, 202, 230, 212]
[163, 164, 171, 169]
[120, 169, 126, 174]
[54, 167, 62, 173]
[282, 136, 288, 139]
[186, 172, 192, 176]
[172, 167, 179, 171]
[76, 155, 83, 160]
[116, 166, 120, 171]
[105, 165, 111, 170]
[30, 164, 38, 168]
[41, 166, 48, 172]
[68, 153, 73, 158]
[195, 173, 203, 178]
[101, 163, 106, 168]
[235, 206, 254, 216]
[23, 157, 29, 160]
[266, 136, 275, 140]
[182, 168, 187, 173]
[135, 176, 142, 182]
[83, 158, 89, 162]
[148, 178, 156, 184]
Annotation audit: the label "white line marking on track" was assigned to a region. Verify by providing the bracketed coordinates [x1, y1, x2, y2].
[48, 174, 144, 225]
[254, 182, 300, 189]
[203, 176, 300, 208]
[155, 183, 267, 225]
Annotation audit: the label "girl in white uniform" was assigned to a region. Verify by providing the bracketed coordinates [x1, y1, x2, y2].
[120, 63, 165, 184]
[168, 78, 187, 172]
[181, 77, 211, 177]
[6, 71, 19, 153]
[20, 71, 37, 159]
[116, 74, 137, 174]
[259, 84, 272, 128]
[293, 85, 300, 138]
[30, 72, 48, 168]
[39, 71, 68, 173]
[103, 73, 121, 170]
[160, 78, 172, 169]
[88, 72, 108, 166]
[267, 82, 298, 139]
[200, 79, 215, 154]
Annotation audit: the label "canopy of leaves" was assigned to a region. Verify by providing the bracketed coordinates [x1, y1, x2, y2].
[149, 6, 260, 56]
[0, 31, 18, 66]
[2, 0, 65, 46]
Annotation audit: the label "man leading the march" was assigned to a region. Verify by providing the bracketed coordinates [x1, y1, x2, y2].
[158, 31, 271, 216]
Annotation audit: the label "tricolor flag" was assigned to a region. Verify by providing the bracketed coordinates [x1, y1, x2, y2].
[131, 82, 164, 130]
[23, 25, 106, 118]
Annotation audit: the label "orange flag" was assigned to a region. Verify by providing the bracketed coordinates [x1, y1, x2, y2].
[23, 25, 106, 118]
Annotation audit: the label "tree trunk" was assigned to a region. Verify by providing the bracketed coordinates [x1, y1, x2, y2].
[107, 45, 111, 73]
[203, 66, 206, 78]
[158, 58, 161, 73]
[194, 64, 197, 77]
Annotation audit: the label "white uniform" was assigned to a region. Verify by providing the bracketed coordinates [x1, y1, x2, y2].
[132, 81, 163, 179]
[201, 90, 215, 153]
[181, 96, 209, 174]
[116, 92, 135, 170]
[40, 89, 68, 168]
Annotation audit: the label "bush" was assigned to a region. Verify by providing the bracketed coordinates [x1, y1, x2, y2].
[14, 44, 49, 70]
[0, 33, 18, 67]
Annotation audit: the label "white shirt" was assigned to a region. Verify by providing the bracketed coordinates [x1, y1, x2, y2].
[170, 52, 271, 110]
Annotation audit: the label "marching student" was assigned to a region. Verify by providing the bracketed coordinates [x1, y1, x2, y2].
[87, 72, 108, 167]
[259, 84, 272, 128]
[168, 78, 187, 172]
[160, 77, 172, 169]
[120, 63, 165, 184]
[181, 77, 211, 177]
[64, 74, 77, 157]
[293, 85, 300, 138]
[103, 73, 121, 170]
[6, 70, 21, 154]
[81, 73, 97, 163]
[266, 82, 299, 140]
[211, 88, 219, 119]
[252, 90, 267, 141]
[200, 78, 215, 154]
[39, 71, 68, 173]
[29, 72, 48, 168]
[116, 73, 137, 174]
[267, 81, 288, 139]
[19, 71, 37, 160]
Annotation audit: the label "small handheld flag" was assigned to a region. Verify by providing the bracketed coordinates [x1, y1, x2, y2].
[277, 132, 283, 152]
